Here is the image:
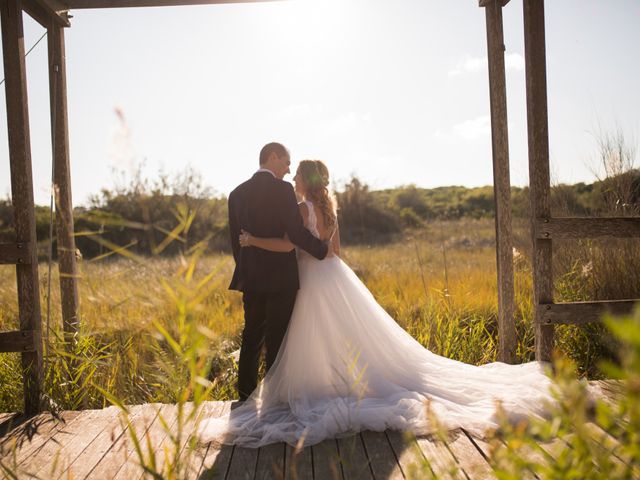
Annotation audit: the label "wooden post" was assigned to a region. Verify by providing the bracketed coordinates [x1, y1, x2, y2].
[523, 0, 554, 361]
[483, 0, 516, 363]
[1, 0, 43, 413]
[48, 21, 80, 345]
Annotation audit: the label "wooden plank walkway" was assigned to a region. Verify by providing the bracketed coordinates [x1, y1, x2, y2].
[0, 382, 619, 479]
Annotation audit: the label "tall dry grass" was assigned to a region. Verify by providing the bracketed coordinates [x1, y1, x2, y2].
[1, 214, 638, 413]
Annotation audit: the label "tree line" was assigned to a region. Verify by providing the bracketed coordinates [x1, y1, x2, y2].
[0, 169, 638, 259]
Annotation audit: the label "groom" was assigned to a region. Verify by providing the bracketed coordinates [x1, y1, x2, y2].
[228, 142, 330, 400]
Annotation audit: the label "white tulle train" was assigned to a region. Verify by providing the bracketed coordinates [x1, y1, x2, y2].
[198, 253, 559, 448]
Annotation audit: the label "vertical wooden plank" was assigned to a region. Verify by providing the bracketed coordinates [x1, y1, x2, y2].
[255, 442, 285, 480]
[285, 444, 313, 480]
[360, 431, 403, 480]
[226, 445, 259, 480]
[311, 438, 343, 480]
[484, 0, 516, 364]
[336, 434, 374, 480]
[385, 431, 426, 479]
[189, 401, 226, 479]
[195, 402, 234, 480]
[47, 21, 80, 345]
[415, 435, 465, 479]
[523, 0, 554, 361]
[448, 431, 496, 480]
[0, 0, 43, 414]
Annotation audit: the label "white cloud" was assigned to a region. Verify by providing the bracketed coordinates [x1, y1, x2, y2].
[505, 53, 525, 71]
[448, 52, 525, 77]
[453, 115, 491, 140]
[279, 103, 313, 119]
[448, 56, 486, 76]
[322, 112, 372, 137]
[278, 106, 372, 137]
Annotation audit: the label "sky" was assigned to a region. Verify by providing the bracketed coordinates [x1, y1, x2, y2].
[0, 0, 639, 206]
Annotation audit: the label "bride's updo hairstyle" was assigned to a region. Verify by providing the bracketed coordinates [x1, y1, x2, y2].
[297, 160, 337, 233]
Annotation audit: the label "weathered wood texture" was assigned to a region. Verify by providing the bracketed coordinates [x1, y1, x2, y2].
[536, 217, 640, 239]
[48, 22, 80, 344]
[360, 431, 402, 479]
[479, 0, 510, 7]
[0, 393, 622, 480]
[0, 330, 35, 353]
[285, 443, 313, 480]
[448, 431, 496, 479]
[311, 438, 343, 480]
[1, 0, 44, 414]
[0, 242, 32, 264]
[484, 0, 516, 364]
[196, 402, 233, 479]
[22, 0, 70, 27]
[540, 300, 637, 325]
[336, 434, 373, 479]
[59, 0, 281, 8]
[523, 0, 553, 362]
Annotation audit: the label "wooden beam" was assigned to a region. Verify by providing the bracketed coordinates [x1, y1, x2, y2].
[0, 330, 36, 353]
[59, 0, 281, 8]
[484, 1, 516, 364]
[49, 22, 80, 344]
[536, 217, 640, 239]
[523, 0, 553, 362]
[23, 0, 55, 27]
[22, 0, 70, 28]
[1, 0, 44, 414]
[540, 300, 638, 325]
[0, 242, 33, 264]
[479, 0, 510, 7]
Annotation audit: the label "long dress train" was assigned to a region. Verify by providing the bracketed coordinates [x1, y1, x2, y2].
[198, 201, 558, 447]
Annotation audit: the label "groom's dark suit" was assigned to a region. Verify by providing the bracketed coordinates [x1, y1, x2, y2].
[228, 171, 328, 399]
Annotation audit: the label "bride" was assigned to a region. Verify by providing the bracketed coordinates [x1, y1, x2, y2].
[198, 160, 556, 447]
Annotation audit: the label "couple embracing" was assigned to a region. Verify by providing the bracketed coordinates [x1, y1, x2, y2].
[199, 142, 555, 447]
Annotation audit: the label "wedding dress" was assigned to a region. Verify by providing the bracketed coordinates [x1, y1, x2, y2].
[198, 200, 558, 447]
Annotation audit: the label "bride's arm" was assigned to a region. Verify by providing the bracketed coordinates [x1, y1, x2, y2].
[238, 203, 310, 253]
[239, 230, 295, 252]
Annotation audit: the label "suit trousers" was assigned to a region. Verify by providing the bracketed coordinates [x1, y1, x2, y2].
[237, 290, 298, 400]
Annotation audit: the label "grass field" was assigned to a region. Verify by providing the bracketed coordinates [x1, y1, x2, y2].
[0, 218, 636, 413]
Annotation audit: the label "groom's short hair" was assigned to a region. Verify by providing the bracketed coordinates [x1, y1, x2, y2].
[259, 142, 289, 165]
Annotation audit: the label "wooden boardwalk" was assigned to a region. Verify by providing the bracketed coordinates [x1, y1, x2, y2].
[0, 383, 620, 479]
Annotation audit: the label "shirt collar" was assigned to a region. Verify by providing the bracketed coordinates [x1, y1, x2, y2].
[256, 168, 276, 178]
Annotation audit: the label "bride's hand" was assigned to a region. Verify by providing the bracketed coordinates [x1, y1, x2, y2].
[239, 229, 253, 247]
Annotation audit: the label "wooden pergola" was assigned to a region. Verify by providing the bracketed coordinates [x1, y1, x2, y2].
[1, 0, 638, 414]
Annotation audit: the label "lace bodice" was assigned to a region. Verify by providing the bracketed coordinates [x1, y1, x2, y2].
[303, 200, 320, 239]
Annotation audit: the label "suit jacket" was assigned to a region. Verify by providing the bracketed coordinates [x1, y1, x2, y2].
[228, 171, 329, 292]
